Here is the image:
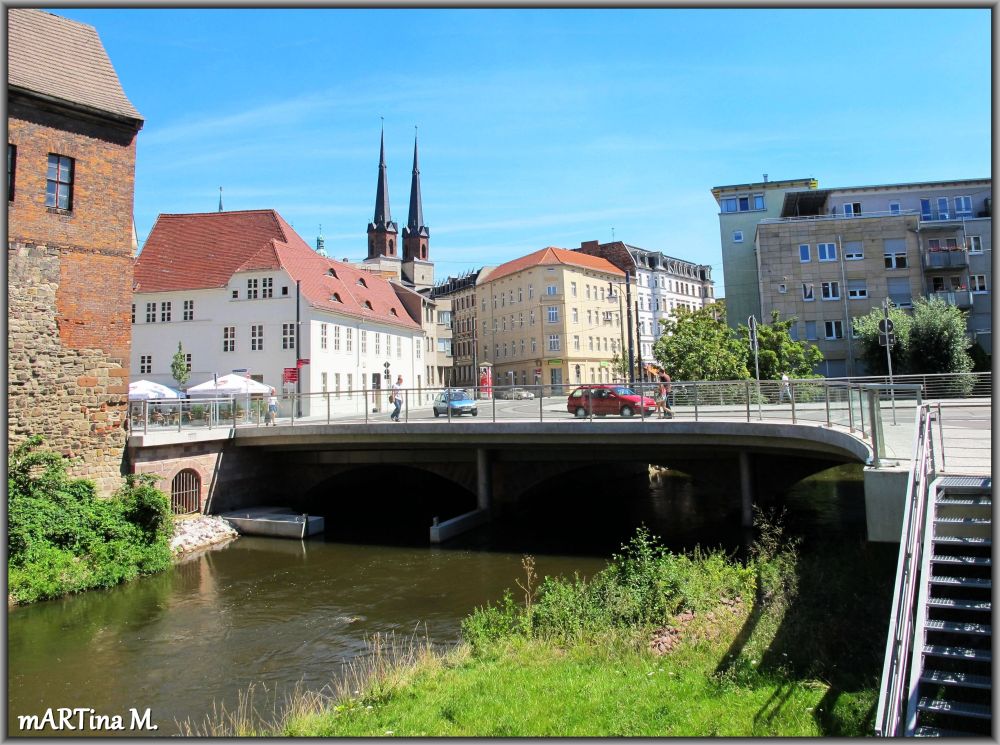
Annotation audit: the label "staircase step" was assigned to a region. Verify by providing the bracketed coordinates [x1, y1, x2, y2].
[932, 555, 991, 567]
[914, 725, 986, 737]
[935, 516, 992, 527]
[927, 597, 991, 612]
[932, 535, 991, 547]
[917, 697, 991, 720]
[937, 496, 992, 507]
[929, 575, 991, 589]
[920, 669, 992, 689]
[924, 619, 992, 636]
[923, 644, 992, 662]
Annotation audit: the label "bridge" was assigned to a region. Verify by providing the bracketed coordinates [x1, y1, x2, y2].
[126, 375, 989, 543]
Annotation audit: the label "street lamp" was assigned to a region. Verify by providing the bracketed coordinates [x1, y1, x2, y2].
[608, 272, 636, 384]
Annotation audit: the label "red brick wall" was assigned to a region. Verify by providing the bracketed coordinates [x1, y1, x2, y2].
[7, 97, 140, 493]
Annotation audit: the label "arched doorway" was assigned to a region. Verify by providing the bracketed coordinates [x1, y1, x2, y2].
[171, 469, 201, 515]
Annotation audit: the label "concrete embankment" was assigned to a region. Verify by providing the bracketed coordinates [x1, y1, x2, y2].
[171, 515, 239, 555]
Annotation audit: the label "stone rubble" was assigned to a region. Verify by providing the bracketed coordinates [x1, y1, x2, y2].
[648, 596, 744, 656]
[170, 514, 239, 556]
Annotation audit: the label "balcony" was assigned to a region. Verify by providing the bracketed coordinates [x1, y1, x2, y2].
[924, 249, 968, 270]
[929, 290, 974, 309]
[919, 210, 975, 225]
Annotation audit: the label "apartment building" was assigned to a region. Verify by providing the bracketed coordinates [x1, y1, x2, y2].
[476, 247, 625, 392]
[575, 240, 715, 362]
[711, 177, 819, 327]
[431, 268, 494, 387]
[756, 179, 992, 376]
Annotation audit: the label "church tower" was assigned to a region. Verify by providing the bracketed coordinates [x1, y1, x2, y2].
[365, 126, 400, 270]
[402, 131, 434, 290]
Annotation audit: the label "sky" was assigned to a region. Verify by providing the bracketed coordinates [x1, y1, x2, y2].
[56, 8, 991, 296]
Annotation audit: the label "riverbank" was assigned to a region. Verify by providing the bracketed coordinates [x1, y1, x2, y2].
[181, 523, 897, 737]
[170, 514, 239, 555]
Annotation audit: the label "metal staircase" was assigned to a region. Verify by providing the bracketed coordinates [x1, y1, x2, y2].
[908, 476, 992, 736]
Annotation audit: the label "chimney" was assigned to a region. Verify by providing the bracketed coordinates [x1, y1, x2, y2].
[580, 240, 600, 251]
[763, 173, 769, 183]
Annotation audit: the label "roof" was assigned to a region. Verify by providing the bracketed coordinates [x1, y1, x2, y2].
[483, 247, 625, 284]
[710, 178, 817, 200]
[134, 210, 419, 331]
[7, 8, 142, 122]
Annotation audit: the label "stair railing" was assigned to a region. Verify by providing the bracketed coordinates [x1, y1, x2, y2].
[874, 404, 936, 736]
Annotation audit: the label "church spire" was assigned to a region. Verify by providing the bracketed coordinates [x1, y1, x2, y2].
[402, 127, 429, 263]
[218, 186, 223, 212]
[367, 121, 398, 259]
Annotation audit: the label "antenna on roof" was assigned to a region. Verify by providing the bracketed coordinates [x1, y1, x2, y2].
[218, 186, 223, 212]
[611, 227, 615, 242]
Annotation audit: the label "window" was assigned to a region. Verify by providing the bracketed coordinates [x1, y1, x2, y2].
[573, 335, 580, 350]
[45, 154, 73, 210]
[547, 306, 558, 323]
[528, 284, 533, 299]
[415, 339, 421, 359]
[847, 279, 868, 299]
[824, 320, 844, 340]
[282, 286, 289, 296]
[397, 335, 402, 358]
[799, 244, 810, 262]
[321, 372, 328, 393]
[778, 283, 787, 294]
[955, 195, 972, 216]
[262, 277, 273, 298]
[7, 144, 14, 201]
[818, 242, 837, 261]
[889, 202, 901, 215]
[843, 202, 861, 217]
[548, 334, 560, 351]
[588, 336, 594, 351]
[572, 307, 579, 323]
[282, 323, 295, 349]
[145, 302, 156, 323]
[232, 289, 239, 300]
[789, 324, 799, 341]
[183, 300, 194, 321]
[931, 276, 946, 292]
[140, 355, 151, 375]
[920, 198, 932, 220]
[883, 238, 907, 269]
[546, 284, 557, 296]
[223, 326, 235, 352]
[802, 283, 815, 301]
[971, 275, 987, 293]
[529, 310, 535, 325]
[320, 324, 328, 350]
[375, 333, 382, 356]
[732, 230, 744, 243]
[967, 236, 982, 253]
[247, 278, 259, 299]
[334, 373, 341, 398]
[721, 197, 738, 213]
[360, 330, 367, 354]
[739, 196, 750, 211]
[184, 353, 192, 372]
[753, 193, 765, 210]
[530, 338, 537, 353]
[251, 324, 263, 351]
[821, 281, 840, 300]
[570, 282, 577, 297]
[517, 287, 523, 303]
[585, 285, 591, 300]
[844, 241, 864, 260]
[333, 325, 341, 351]
[886, 277, 912, 307]
[131, 304, 135, 324]
[160, 301, 171, 322]
[346, 327, 353, 352]
[805, 321, 817, 340]
[937, 197, 949, 219]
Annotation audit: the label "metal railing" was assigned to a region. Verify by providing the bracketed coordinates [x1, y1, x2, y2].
[874, 404, 937, 736]
[825, 372, 990, 400]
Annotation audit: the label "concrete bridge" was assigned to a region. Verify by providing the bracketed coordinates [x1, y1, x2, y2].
[128, 416, 881, 543]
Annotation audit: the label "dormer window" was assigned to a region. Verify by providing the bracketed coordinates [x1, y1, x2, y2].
[364, 300, 373, 310]
[331, 292, 342, 303]
[327, 268, 338, 278]
[357, 277, 368, 288]
[390, 308, 398, 316]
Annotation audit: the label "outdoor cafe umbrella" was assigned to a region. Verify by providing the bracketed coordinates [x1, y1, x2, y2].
[186, 374, 272, 397]
[128, 379, 182, 400]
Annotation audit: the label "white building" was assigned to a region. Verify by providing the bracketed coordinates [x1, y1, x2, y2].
[131, 209, 424, 413]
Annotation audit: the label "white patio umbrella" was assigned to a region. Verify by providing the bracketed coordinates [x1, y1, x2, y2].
[186, 374, 272, 397]
[128, 379, 182, 400]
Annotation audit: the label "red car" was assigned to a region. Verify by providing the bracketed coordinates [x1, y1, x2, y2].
[566, 385, 657, 418]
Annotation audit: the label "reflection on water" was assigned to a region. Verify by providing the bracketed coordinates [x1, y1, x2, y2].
[8, 462, 865, 735]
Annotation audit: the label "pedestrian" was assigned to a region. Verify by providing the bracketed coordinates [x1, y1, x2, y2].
[657, 374, 673, 419]
[779, 373, 791, 404]
[267, 388, 278, 425]
[390, 375, 403, 421]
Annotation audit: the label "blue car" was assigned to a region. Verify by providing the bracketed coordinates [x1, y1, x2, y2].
[433, 389, 479, 417]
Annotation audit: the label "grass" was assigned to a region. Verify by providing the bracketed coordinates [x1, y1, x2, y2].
[179, 516, 894, 737]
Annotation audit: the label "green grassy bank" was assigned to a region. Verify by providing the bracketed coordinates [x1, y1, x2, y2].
[8, 436, 174, 605]
[186, 518, 896, 737]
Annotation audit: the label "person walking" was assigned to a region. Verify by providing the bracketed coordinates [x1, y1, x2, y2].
[390, 375, 403, 422]
[779, 373, 791, 404]
[657, 374, 673, 419]
[267, 388, 278, 425]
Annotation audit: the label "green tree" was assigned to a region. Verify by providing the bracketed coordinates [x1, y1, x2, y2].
[170, 341, 190, 389]
[651, 301, 749, 381]
[852, 303, 912, 375]
[736, 311, 824, 380]
[609, 351, 630, 382]
[907, 297, 973, 375]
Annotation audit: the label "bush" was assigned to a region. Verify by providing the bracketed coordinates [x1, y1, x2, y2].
[7, 437, 174, 604]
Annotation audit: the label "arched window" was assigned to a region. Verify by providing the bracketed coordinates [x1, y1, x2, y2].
[171, 469, 201, 514]
[388, 239, 394, 254]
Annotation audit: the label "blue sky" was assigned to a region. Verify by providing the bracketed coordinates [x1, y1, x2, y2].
[58, 8, 991, 294]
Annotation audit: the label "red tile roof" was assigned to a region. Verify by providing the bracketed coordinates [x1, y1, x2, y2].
[134, 210, 419, 331]
[484, 246, 625, 284]
[8, 9, 142, 122]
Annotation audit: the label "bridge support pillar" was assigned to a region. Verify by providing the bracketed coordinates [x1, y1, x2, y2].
[739, 451, 753, 527]
[477, 448, 492, 512]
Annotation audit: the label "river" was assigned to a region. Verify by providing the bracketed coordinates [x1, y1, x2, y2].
[8, 463, 867, 735]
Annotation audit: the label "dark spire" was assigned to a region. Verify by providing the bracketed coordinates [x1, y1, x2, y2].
[218, 186, 223, 212]
[372, 123, 393, 229]
[406, 129, 424, 232]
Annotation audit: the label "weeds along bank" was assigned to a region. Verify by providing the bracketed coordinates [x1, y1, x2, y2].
[7, 437, 175, 605]
[184, 523, 896, 737]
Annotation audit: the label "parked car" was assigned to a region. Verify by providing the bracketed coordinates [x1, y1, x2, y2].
[433, 389, 479, 417]
[566, 384, 657, 418]
[498, 387, 535, 400]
